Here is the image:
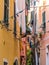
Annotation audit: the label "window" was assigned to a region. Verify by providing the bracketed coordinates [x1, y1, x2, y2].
[4, 62, 8, 65]
[27, 0, 30, 10]
[42, 11, 46, 33]
[20, 14, 22, 35]
[25, 14, 31, 35]
[13, 59, 18, 65]
[13, 2, 16, 35]
[4, 0, 9, 27]
[25, 0, 30, 10]
[31, 11, 34, 27]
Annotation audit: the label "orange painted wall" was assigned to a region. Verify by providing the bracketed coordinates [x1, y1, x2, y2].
[0, 0, 20, 65]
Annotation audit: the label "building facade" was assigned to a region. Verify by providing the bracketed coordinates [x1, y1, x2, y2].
[0, 0, 26, 65]
[36, 0, 49, 65]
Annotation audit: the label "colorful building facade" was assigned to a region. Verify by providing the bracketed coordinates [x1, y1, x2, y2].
[0, 0, 25, 65]
[37, 0, 49, 65]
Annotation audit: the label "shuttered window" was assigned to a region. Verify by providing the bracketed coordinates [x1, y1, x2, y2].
[13, 2, 16, 35]
[42, 11, 46, 33]
[25, 0, 30, 10]
[4, 0, 9, 27]
[28, 0, 30, 10]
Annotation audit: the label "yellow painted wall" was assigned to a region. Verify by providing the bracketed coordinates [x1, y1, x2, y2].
[0, 0, 20, 65]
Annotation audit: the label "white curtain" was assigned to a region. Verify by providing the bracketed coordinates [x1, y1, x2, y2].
[15, 0, 26, 33]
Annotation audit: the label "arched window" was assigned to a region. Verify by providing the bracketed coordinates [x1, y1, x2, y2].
[3, 59, 8, 65]
[4, 61, 8, 65]
[13, 59, 18, 65]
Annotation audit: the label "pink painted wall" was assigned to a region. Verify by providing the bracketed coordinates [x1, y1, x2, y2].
[38, 0, 49, 65]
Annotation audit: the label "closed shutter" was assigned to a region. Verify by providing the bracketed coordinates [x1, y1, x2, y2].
[13, 2, 16, 35]
[4, 0, 9, 27]
[42, 11, 46, 33]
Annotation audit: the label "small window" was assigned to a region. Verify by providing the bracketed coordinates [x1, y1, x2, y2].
[13, 59, 18, 65]
[31, 11, 34, 26]
[42, 11, 46, 33]
[28, 0, 30, 10]
[26, 0, 30, 10]
[4, 0, 9, 27]
[13, 2, 16, 35]
[4, 62, 8, 65]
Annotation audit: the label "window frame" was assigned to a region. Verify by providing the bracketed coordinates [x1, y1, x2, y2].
[4, 0, 9, 27]
[42, 11, 46, 33]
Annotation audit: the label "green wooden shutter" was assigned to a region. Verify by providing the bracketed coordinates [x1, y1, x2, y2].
[13, 2, 16, 35]
[42, 11, 46, 33]
[26, 0, 30, 10]
[4, 0, 9, 27]
[28, 0, 30, 10]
